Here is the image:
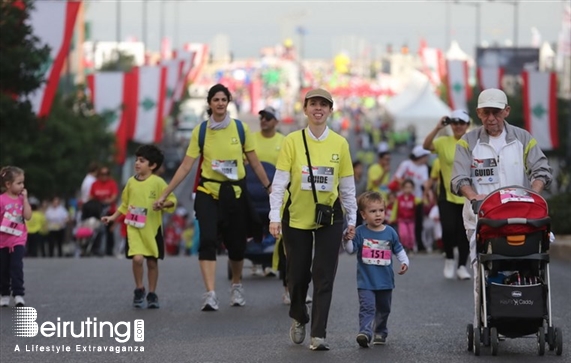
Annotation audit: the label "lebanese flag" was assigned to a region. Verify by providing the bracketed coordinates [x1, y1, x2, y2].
[477, 67, 504, 91]
[27, 0, 80, 118]
[161, 59, 184, 119]
[87, 72, 130, 163]
[171, 50, 195, 103]
[446, 59, 471, 111]
[419, 39, 444, 86]
[522, 71, 559, 150]
[132, 66, 167, 144]
[185, 43, 209, 83]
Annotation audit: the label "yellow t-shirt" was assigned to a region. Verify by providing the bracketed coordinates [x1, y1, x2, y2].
[253, 131, 285, 165]
[118, 174, 177, 258]
[366, 163, 390, 195]
[277, 129, 353, 230]
[186, 120, 255, 199]
[433, 136, 465, 204]
[26, 211, 46, 234]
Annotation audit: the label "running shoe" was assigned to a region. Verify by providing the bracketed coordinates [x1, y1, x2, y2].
[133, 288, 146, 308]
[146, 292, 159, 309]
[202, 291, 219, 311]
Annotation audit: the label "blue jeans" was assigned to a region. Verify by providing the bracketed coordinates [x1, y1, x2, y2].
[358, 288, 392, 339]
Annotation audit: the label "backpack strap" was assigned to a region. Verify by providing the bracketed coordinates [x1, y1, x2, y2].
[194, 118, 246, 193]
[198, 119, 245, 154]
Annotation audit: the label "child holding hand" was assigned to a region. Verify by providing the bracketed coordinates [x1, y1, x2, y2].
[343, 191, 409, 348]
[102, 145, 177, 308]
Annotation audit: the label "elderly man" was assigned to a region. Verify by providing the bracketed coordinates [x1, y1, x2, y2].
[450, 88, 552, 327]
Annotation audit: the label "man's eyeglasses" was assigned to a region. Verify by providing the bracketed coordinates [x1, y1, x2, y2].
[479, 108, 504, 117]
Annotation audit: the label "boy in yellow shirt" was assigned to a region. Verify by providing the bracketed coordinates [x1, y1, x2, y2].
[102, 145, 177, 308]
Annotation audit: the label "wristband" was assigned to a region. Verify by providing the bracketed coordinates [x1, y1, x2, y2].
[264, 182, 272, 190]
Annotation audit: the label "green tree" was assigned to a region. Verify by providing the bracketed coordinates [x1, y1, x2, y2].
[0, 0, 114, 200]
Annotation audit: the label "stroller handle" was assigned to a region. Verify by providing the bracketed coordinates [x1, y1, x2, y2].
[477, 216, 551, 229]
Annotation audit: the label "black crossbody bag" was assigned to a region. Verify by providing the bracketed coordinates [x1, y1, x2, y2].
[302, 129, 334, 226]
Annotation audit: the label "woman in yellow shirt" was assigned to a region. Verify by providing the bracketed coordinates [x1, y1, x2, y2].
[269, 88, 358, 351]
[155, 84, 272, 312]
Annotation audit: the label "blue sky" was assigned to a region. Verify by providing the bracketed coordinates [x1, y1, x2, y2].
[84, 1, 567, 59]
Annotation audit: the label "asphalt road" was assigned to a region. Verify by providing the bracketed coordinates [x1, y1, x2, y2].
[0, 252, 569, 363]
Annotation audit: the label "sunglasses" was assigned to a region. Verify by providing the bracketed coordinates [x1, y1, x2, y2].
[449, 119, 468, 125]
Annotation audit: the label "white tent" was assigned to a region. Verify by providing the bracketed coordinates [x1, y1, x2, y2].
[384, 71, 452, 143]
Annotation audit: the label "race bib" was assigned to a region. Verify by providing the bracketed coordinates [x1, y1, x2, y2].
[471, 158, 499, 184]
[499, 188, 534, 204]
[211, 160, 238, 180]
[125, 206, 147, 228]
[301, 166, 334, 192]
[0, 212, 24, 237]
[362, 238, 392, 266]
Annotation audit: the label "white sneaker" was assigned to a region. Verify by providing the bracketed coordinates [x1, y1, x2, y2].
[305, 295, 313, 304]
[14, 295, 25, 307]
[201, 291, 219, 311]
[230, 284, 245, 306]
[282, 292, 291, 305]
[444, 259, 455, 279]
[0, 296, 10, 307]
[457, 265, 471, 280]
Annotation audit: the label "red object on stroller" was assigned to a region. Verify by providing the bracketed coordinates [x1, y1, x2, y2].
[476, 185, 549, 244]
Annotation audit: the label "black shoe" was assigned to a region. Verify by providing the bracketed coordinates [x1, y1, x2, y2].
[373, 335, 387, 345]
[356, 333, 370, 348]
[133, 288, 146, 308]
[146, 292, 159, 309]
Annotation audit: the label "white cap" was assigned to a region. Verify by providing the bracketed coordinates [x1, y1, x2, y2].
[412, 145, 430, 158]
[450, 109, 470, 123]
[477, 88, 508, 109]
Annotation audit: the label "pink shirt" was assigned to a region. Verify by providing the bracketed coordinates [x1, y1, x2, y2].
[0, 193, 28, 249]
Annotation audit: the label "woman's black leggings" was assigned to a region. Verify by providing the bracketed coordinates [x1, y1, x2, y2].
[194, 191, 248, 261]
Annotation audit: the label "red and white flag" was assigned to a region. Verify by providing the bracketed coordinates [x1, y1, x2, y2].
[419, 40, 444, 86]
[185, 43, 209, 84]
[446, 59, 471, 111]
[172, 50, 195, 105]
[132, 66, 167, 144]
[522, 71, 559, 151]
[477, 67, 504, 91]
[27, 0, 80, 118]
[87, 72, 130, 163]
[161, 59, 184, 119]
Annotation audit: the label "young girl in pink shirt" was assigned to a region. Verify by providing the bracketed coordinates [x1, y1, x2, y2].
[0, 166, 32, 307]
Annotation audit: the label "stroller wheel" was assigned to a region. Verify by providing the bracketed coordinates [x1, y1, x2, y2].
[490, 327, 498, 356]
[547, 326, 555, 351]
[466, 324, 474, 352]
[473, 327, 481, 356]
[537, 327, 545, 356]
[555, 327, 563, 356]
[482, 327, 490, 347]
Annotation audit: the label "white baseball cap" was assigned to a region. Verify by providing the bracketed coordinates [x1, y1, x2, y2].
[450, 109, 470, 123]
[477, 88, 508, 109]
[412, 145, 430, 158]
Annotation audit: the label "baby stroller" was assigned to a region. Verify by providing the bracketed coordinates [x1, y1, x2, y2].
[227, 162, 276, 279]
[468, 186, 563, 356]
[74, 199, 105, 257]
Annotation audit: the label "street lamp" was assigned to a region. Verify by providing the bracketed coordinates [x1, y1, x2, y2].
[488, 0, 519, 47]
[454, 0, 481, 48]
[142, 0, 147, 52]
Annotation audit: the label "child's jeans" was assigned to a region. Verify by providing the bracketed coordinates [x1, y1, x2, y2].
[358, 288, 392, 339]
[0, 245, 26, 297]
